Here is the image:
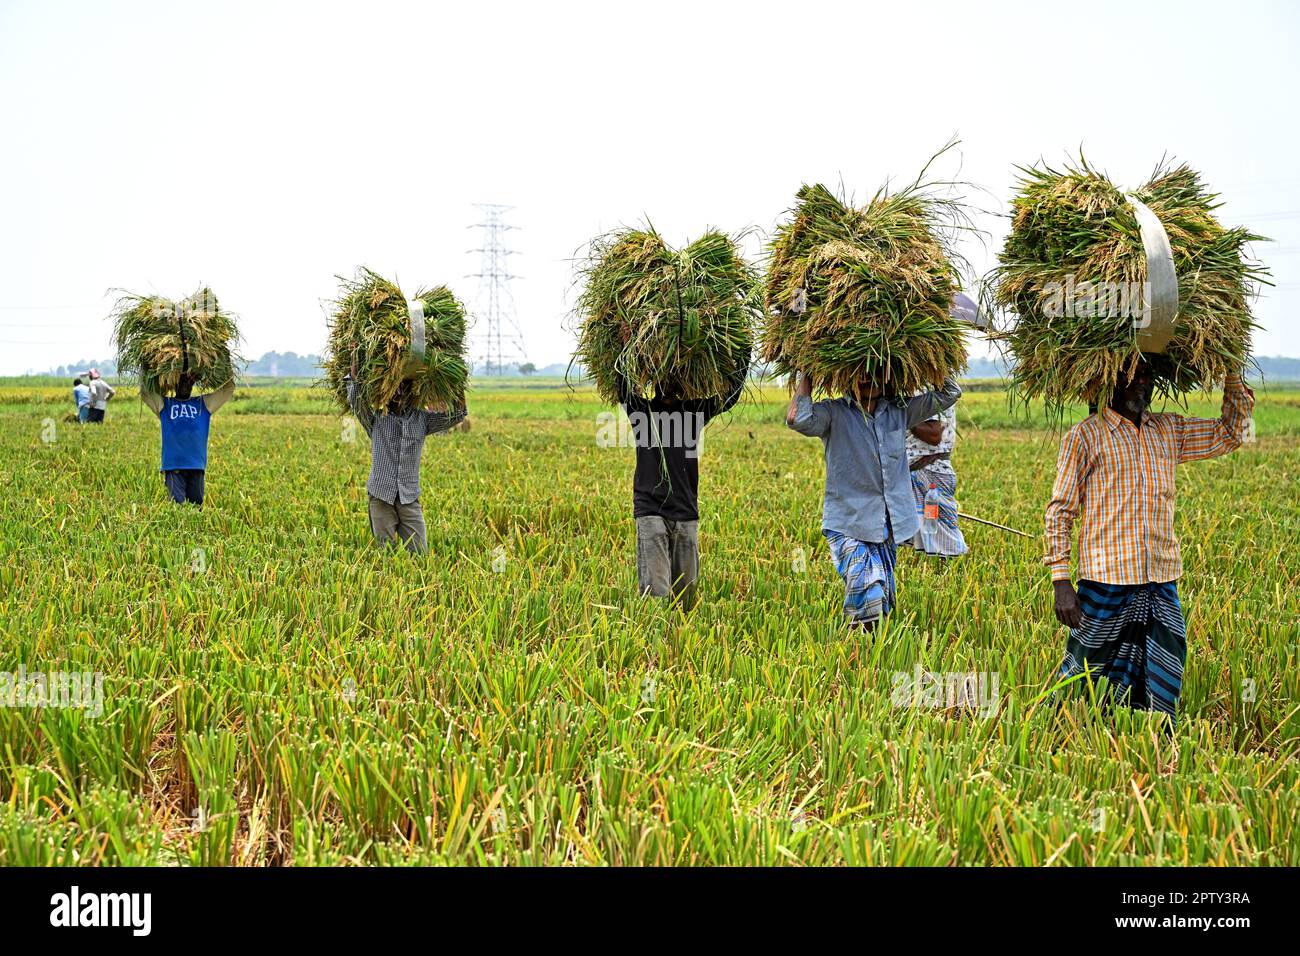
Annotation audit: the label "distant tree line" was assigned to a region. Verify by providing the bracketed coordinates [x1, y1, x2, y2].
[35, 353, 1300, 382]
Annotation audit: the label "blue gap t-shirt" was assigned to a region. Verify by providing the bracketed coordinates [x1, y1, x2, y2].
[159, 397, 212, 471]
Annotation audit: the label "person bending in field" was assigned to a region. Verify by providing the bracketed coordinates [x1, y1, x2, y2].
[1046, 360, 1253, 726]
[140, 373, 235, 506]
[787, 370, 961, 630]
[907, 403, 967, 557]
[346, 357, 466, 555]
[619, 369, 744, 610]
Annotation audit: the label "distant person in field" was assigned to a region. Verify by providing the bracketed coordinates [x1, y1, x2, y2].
[1046, 359, 1254, 726]
[788, 370, 962, 630]
[140, 373, 235, 506]
[618, 368, 744, 610]
[84, 368, 116, 423]
[346, 356, 466, 555]
[907, 403, 967, 557]
[72, 377, 91, 424]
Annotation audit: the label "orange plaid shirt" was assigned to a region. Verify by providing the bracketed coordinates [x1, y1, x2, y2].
[1045, 375, 1254, 585]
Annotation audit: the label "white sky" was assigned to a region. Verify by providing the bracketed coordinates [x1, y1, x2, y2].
[2, 0, 1297, 375]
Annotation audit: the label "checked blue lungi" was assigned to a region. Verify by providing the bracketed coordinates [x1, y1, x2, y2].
[824, 530, 897, 625]
[1059, 580, 1187, 722]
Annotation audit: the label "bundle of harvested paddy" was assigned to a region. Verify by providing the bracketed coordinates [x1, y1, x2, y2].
[986, 158, 1269, 410]
[325, 268, 469, 414]
[763, 179, 970, 398]
[111, 287, 241, 396]
[573, 227, 759, 404]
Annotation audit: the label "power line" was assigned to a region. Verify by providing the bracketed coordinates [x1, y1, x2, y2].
[0, 304, 102, 311]
[466, 203, 527, 375]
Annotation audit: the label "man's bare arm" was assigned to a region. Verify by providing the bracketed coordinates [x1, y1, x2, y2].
[204, 379, 236, 414]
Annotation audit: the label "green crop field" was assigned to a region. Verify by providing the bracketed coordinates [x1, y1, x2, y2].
[1, 380, 1298, 865]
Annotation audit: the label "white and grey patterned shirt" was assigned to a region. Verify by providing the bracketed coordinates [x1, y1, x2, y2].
[906, 404, 957, 474]
[347, 377, 466, 505]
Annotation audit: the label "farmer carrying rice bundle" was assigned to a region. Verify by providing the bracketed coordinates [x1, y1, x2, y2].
[111, 288, 240, 505]
[769, 171, 970, 629]
[326, 269, 468, 554]
[573, 226, 758, 608]
[986, 157, 1267, 726]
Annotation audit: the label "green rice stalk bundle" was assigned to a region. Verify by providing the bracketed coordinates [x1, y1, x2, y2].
[573, 227, 759, 404]
[986, 158, 1269, 410]
[763, 179, 969, 397]
[111, 288, 242, 396]
[325, 268, 469, 414]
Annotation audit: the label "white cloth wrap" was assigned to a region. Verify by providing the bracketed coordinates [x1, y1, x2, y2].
[1126, 194, 1180, 354]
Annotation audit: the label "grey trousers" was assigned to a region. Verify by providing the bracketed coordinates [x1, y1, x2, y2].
[636, 515, 699, 608]
[368, 496, 427, 554]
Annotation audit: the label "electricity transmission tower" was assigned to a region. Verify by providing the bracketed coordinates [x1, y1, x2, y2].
[467, 203, 527, 375]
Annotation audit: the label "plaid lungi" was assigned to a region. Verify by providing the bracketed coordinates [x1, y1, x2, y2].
[1059, 580, 1186, 722]
[909, 465, 967, 557]
[824, 530, 897, 624]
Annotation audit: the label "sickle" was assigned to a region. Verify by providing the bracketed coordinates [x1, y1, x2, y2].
[1126, 194, 1180, 354]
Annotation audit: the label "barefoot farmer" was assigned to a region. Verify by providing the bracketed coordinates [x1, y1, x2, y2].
[788, 370, 962, 629]
[1046, 360, 1254, 724]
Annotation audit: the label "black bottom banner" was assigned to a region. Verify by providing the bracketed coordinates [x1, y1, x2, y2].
[0, 865, 1281, 942]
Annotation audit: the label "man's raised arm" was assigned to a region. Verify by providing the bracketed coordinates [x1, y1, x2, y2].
[786, 372, 831, 436]
[425, 401, 467, 435]
[1175, 371, 1255, 463]
[905, 376, 962, 428]
[203, 379, 236, 414]
[140, 388, 164, 415]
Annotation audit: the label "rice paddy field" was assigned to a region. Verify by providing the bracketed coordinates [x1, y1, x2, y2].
[1, 377, 1298, 866]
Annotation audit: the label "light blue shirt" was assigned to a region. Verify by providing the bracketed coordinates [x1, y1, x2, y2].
[73, 383, 91, 408]
[789, 378, 961, 543]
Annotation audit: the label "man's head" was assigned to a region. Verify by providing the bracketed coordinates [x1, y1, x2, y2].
[387, 380, 413, 414]
[73, 378, 82, 386]
[1110, 358, 1155, 417]
[175, 372, 197, 400]
[87, 368, 100, 380]
[655, 378, 682, 403]
[852, 375, 884, 406]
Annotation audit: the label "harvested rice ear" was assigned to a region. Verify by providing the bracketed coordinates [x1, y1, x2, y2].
[761, 166, 970, 399]
[572, 227, 758, 405]
[324, 268, 469, 415]
[985, 158, 1268, 414]
[111, 287, 242, 397]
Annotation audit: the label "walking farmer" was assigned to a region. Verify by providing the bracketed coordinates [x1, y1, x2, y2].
[620, 372, 743, 610]
[788, 370, 962, 630]
[141, 373, 235, 505]
[1046, 360, 1254, 726]
[346, 357, 465, 555]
